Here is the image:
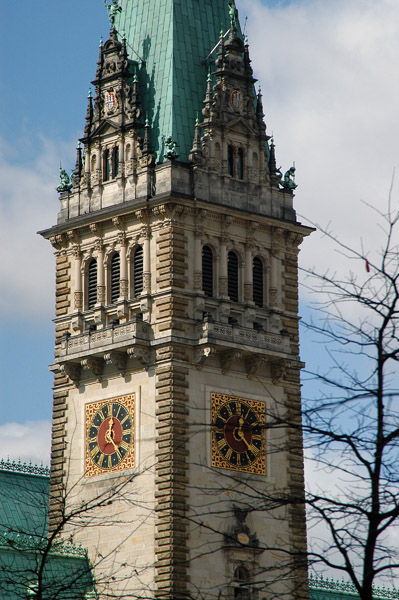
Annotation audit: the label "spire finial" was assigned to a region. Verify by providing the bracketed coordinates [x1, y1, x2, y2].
[228, 0, 239, 29]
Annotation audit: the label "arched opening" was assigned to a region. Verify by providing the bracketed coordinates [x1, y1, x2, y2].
[253, 257, 263, 307]
[252, 151, 258, 171]
[234, 566, 250, 600]
[91, 154, 97, 172]
[228, 251, 239, 302]
[103, 149, 110, 182]
[133, 246, 143, 297]
[110, 253, 120, 303]
[228, 145, 235, 177]
[87, 258, 97, 309]
[202, 245, 213, 297]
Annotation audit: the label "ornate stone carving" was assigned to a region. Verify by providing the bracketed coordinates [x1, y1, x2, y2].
[193, 345, 215, 368]
[61, 362, 81, 386]
[113, 216, 125, 231]
[90, 223, 102, 236]
[74, 291, 83, 311]
[127, 346, 150, 367]
[245, 355, 267, 378]
[220, 350, 242, 374]
[270, 359, 290, 385]
[97, 285, 105, 304]
[81, 356, 104, 381]
[104, 351, 127, 375]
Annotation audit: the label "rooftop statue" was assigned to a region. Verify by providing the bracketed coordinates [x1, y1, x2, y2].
[228, 0, 239, 28]
[56, 166, 73, 193]
[165, 136, 180, 160]
[282, 166, 297, 191]
[104, 0, 122, 26]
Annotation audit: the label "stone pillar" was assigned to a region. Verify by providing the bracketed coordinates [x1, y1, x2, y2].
[219, 239, 227, 298]
[119, 235, 128, 299]
[270, 252, 279, 307]
[143, 229, 151, 294]
[96, 242, 105, 305]
[244, 246, 253, 303]
[194, 233, 202, 291]
[73, 247, 83, 311]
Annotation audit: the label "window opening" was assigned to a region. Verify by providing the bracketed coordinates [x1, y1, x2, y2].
[112, 146, 119, 178]
[88, 259, 97, 309]
[253, 257, 263, 307]
[133, 246, 144, 297]
[103, 149, 110, 181]
[228, 251, 239, 302]
[234, 566, 250, 600]
[110, 253, 120, 303]
[202, 245, 213, 297]
[228, 145, 235, 177]
[238, 148, 244, 180]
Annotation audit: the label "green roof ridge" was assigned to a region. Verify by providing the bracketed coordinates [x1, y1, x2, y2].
[115, 0, 236, 162]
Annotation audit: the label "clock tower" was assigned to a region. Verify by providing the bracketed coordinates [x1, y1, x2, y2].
[40, 1, 312, 599]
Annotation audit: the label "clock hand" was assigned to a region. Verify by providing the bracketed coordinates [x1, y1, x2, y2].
[234, 417, 251, 450]
[104, 417, 121, 457]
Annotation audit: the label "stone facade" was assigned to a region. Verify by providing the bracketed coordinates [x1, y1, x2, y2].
[40, 13, 312, 600]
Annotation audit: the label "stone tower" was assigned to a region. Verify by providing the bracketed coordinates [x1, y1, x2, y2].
[40, 1, 312, 599]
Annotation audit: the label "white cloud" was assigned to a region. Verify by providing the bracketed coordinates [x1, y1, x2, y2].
[0, 136, 74, 325]
[239, 0, 399, 287]
[0, 420, 51, 466]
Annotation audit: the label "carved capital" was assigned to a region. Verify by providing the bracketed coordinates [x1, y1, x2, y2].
[245, 355, 267, 378]
[222, 215, 234, 233]
[67, 229, 80, 244]
[49, 234, 67, 250]
[193, 345, 215, 368]
[104, 351, 127, 375]
[61, 362, 81, 386]
[117, 232, 127, 246]
[90, 223, 102, 237]
[72, 245, 81, 259]
[220, 350, 241, 374]
[127, 346, 150, 367]
[81, 356, 104, 381]
[112, 216, 125, 231]
[270, 360, 290, 385]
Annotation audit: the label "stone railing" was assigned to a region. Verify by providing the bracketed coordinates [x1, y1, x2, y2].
[58, 320, 150, 359]
[309, 574, 399, 599]
[197, 320, 292, 355]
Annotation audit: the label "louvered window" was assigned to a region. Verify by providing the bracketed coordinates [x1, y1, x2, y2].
[228, 251, 239, 302]
[103, 149, 110, 182]
[110, 253, 120, 303]
[112, 147, 119, 178]
[253, 257, 263, 307]
[228, 145, 235, 177]
[202, 245, 213, 297]
[133, 246, 143, 297]
[238, 148, 244, 180]
[88, 259, 97, 309]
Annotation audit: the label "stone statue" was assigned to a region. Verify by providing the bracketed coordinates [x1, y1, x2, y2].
[56, 166, 73, 193]
[164, 136, 180, 160]
[282, 166, 297, 190]
[104, 0, 122, 26]
[228, 0, 239, 28]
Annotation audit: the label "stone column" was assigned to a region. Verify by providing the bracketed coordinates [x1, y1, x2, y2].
[73, 247, 83, 311]
[143, 228, 151, 294]
[96, 242, 105, 305]
[269, 252, 279, 307]
[244, 246, 253, 303]
[194, 233, 202, 291]
[219, 239, 227, 298]
[119, 235, 128, 299]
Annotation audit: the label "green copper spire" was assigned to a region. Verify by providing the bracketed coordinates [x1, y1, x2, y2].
[115, 0, 237, 162]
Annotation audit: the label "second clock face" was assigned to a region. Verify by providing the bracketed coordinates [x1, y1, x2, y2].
[85, 394, 135, 478]
[211, 393, 266, 474]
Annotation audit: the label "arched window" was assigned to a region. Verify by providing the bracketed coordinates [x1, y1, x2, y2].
[112, 147, 119, 178]
[228, 251, 239, 302]
[103, 149, 110, 182]
[91, 154, 97, 172]
[110, 253, 120, 303]
[133, 246, 143, 297]
[87, 258, 97, 309]
[202, 245, 213, 297]
[234, 566, 250, 600]
[228, 145, 235, 177]
[253, 257, 263, 307]
[238, 148, 244, 180]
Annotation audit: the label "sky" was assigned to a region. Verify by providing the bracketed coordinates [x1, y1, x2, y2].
[1, 0, 399, 466]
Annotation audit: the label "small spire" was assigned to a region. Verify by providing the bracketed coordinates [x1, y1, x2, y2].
[99, 36, 103, 47]
[143, 118, 152, 155]
[84, 89, 94, 137]
[190, 113, 202, 156]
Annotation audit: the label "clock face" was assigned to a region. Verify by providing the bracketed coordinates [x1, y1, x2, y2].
[211, 393, 266, 474]
[85, 394, 135, 478]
